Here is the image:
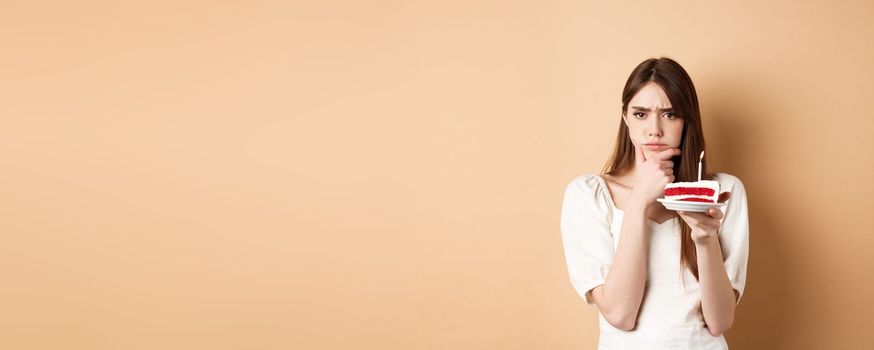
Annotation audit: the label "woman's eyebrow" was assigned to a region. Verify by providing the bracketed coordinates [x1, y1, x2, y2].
[631, 106, 675, 112]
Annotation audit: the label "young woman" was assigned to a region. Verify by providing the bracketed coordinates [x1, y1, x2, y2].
[560, 57, 749, 349]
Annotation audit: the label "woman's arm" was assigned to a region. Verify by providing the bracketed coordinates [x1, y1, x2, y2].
[592, 148, 680, 330]
[677, 192, 738, 337]
[696, 237, 737, 336]
[590, 198, 651, 331]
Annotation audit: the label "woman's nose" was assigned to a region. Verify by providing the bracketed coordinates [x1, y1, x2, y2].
[647, 119, 663, 137]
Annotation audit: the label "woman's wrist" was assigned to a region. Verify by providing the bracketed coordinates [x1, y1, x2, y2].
[693, 232, 720, 248]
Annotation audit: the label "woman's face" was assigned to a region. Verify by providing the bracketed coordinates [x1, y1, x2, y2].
[623, 82, 685, 160]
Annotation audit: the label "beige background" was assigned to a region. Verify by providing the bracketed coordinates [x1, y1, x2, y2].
[2, 1, 873, 349]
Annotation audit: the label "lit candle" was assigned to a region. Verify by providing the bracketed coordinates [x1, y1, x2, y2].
[698, 151, 704, 181]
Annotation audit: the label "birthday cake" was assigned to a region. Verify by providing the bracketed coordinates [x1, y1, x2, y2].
[663, 180, 720, 203]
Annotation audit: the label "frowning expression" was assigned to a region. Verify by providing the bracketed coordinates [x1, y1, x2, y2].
[623, 82, 685, 159]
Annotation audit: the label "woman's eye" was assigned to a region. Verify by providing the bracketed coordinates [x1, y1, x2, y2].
[663, 113, 677, 119]
[633, 112, 645, 118]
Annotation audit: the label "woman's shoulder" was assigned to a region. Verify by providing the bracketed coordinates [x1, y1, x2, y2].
[562, 173, 613, 215]
[565, 173, 606, 193]
[564, 174, 613, 205]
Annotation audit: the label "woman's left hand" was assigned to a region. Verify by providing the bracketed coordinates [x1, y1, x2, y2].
[677, 192, 731, 245]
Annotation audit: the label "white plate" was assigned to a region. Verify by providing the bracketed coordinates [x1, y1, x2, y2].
[656, 198, 726, 212]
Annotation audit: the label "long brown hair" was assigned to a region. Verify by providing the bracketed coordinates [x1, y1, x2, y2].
[601, 57, 710, 281]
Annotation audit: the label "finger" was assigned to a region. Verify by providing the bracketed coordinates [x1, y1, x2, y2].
[660, 160, 674, 169]
[708, 208, 724, 220]
[653, 147, 681, 161]
[718, 191, 731, 203]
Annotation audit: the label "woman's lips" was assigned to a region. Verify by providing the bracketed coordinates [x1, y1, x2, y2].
[645, 144, 667, 151]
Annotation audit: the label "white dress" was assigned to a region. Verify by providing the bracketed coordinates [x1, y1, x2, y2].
[560, 173, 749, 350]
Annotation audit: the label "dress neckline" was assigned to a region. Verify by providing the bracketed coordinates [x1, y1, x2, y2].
[593, 174, 677, 227]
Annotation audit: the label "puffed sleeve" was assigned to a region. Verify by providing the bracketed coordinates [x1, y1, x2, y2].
[560, 175, 616, 305]
[716, 173, 750, 305]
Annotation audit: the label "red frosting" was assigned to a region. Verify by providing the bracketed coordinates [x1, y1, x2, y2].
[677, 197, 716, 203]
[664, 187, 716, 196]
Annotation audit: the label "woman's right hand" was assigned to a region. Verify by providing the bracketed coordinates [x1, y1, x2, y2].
[629, 146, 681, 205]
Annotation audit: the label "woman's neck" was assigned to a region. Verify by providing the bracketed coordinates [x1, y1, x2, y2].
[609, 166, 643, 187]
